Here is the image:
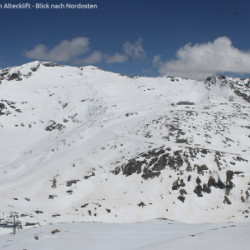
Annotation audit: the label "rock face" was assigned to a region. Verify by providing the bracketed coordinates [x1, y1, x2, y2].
[0, 62, 249, 225]
[205, 74, 250, 103]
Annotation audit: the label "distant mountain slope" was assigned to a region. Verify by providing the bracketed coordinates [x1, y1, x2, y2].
[0, 62, 249, 225]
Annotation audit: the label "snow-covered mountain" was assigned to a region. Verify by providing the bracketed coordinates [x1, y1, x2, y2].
[0, 61, 249, 226]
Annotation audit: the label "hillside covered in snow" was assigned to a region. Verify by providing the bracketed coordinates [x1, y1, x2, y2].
[0, 61, 249, 227]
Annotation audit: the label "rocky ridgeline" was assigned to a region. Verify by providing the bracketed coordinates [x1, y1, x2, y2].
[0, 62, 61, 83]
[205, 74, 250, 102]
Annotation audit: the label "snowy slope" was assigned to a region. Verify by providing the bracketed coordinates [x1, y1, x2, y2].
[0, 62, 249, 226]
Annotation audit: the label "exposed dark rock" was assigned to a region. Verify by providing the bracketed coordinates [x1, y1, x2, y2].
[214, 152, 222, 170]
[141, 170, 160, 180]
[7, 72, 22, 81]
[81, 203, 89, 208]
[196, 164, 209, 174]
[49, 195, 57, 199]
[202, 183, 211, 193]
[66, 179, 80, 187]
[112, 146, 228, 182]
[194, 184, 203, 197]
[0, 69, 9, 79]
[172, 178, 185, 190]
[234, 171, 244, 175]
[205, 74, 227, 86]
[138, 202, 146, 207]
[0, 103, 5, 110]
[45, 121, 65, 131]
[31, 66, 39, 72]
[201, 149, 208, 154]
[225, 170, 234, 195]
[148, 157, 158, 167]
[51, 177, 57, 189]
[234, 156, 248, 162]
[52, 213, 61, 217]
[178, 196, 185, 202]
[223, 196, 232, 205]
[35, 210, 43, 214]
[25, 222, 37, 226]
[176, 101, 195, 105]
[43, 62, 61, 67]
[20, 214, 29, 217]
[186, 163, 192, 172]
[111, 144, 247, 208]
[245, 190, 250, 200]
[176, 139, 189, 144]
[179, 188, 187, 196]
[112, 167, 120, 175]
[122, 159, 143, 176]
[196, 177, 201, 184]
[84, 172, 95, 179]
[125, 112, 138, 117]
[152, 155, 167, 171]
[207, 176, 225, 190]
[168, 151, 184, 170]
[234, 90, 250, 103]
[51, 229, 61, 234]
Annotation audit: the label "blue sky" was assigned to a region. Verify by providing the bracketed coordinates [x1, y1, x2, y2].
[1, 0, 250, 79]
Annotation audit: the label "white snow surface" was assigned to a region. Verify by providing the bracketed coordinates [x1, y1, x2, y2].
[0, 220, 249, 250]
[0, 62, 249, 228]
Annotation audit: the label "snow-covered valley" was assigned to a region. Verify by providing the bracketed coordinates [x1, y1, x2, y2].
[0, 61, 249, 248]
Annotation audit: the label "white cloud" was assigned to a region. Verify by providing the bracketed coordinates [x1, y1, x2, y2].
[76, 51, 104, 64]
[152, 55, 163, 67]
[25, 37, 90, 62]
[25, 36, 146, 66]
[158, 37, 250, 80]
[106, 53, 128, 63]
[105, 38, 146, 64]
[75, 51, 127, 65]
[123, 38, 146, 60]
[78, 38, 146, 65]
